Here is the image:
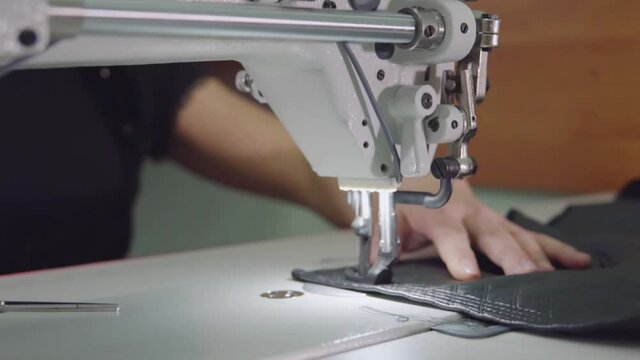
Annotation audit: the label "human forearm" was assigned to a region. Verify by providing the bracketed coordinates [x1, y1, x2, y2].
[171, 77, 353, 227]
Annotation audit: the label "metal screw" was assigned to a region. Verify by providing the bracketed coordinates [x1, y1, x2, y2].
[424, 25, 436, 38]
[428, 118, 440, 132]
[451, 120, 459, 129]
[460, 23, 469, 34]
[376, 70, 385, 81]
[421, 93, 433, 109]
[18, 29, 37, 47]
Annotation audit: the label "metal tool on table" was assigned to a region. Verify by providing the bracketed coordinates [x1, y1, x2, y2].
[0, 301, 119, 313]
[0, 0, 500, 285]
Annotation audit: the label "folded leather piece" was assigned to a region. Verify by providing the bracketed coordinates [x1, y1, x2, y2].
[293, 200, 640, 333]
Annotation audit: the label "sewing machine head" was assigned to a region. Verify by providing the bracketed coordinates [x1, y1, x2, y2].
[233, 0, 500, 283]
[0, 0, 499, 284]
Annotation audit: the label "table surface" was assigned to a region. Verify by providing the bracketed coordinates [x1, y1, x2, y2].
[0, 194, 637, 360]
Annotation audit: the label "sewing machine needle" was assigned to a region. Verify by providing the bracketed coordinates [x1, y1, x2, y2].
[0, 301, 119, 313]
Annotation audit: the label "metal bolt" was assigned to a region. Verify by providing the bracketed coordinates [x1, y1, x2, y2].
[18, 29, 37, 47]
[351, 217, 370, 237]
[348, 0, 381, 11]
[431, 157, 461, 180]
[428, 118, 440, 132]
[322, 0, 337, 9]
[421, 93, 433, 109]
[445, 79, 457, 93]
[376, 70, 385, 81]
[460, 23, 469, 34]
[451, 120, 459, 129]
[375, 43, 395, 60]
[424, 25, 436, 38]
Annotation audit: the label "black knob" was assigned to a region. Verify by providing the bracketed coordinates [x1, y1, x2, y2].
[431, 157, 460, 179]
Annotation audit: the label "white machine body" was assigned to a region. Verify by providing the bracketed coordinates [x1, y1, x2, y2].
[0, 0, 500, 283]
[0, 0, 496, 191]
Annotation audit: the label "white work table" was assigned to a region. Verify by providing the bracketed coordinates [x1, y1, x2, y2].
[0, 196, 638, 359]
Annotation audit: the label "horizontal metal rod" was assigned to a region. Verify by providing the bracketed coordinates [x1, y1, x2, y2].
[48, 1, 417, 44]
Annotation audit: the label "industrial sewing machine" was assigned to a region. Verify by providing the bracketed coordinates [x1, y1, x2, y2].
[0, 0, 499, 284]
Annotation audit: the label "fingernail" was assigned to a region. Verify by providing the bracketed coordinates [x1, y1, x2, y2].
[460, 258, 480, 277]
[576, 252, 592, 265]
[538, 261, 554, 271]
[518, 258, 538, 273]
[577, 252, 591, 261]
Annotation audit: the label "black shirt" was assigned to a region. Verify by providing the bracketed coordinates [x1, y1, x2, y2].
[0, 63, 201, 274]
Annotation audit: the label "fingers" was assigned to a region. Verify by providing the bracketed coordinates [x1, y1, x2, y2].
[420, 217, 481, 281]
[398, 243, 438, 262]
[464, 214, 538, 275]
[506, 222, 591, 270]
[534, 232, 592, 269]
[507, 224, 554, 271]
[402, 232, 430, 252]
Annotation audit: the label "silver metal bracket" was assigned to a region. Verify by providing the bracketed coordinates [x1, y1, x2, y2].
[435, 12, 500, 179]
[473, 13, 500, 102]
[347, 190, 374, 278]
[449, 66, 478, 177]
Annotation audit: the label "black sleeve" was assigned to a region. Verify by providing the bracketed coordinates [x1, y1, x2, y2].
[82, 62, 206, 160]
[126, 62, 205, 159]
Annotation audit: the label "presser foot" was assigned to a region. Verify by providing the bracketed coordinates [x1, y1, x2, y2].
[345, 176, 454, 285]
[344, 230, 395, 285]
[345, 252, 395, 285]
[346, 190, 399, 285]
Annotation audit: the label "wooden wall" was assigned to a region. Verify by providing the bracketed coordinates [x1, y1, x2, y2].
[467, 1, 640, 192]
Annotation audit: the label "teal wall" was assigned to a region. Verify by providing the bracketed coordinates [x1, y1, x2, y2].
[130, 161, 561, 257]
[130, 162, 333, 257]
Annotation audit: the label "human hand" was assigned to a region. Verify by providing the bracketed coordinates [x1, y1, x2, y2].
[371, 177, 592, 280]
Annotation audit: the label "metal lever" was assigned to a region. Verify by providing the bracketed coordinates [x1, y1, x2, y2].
[0, 301, 119, 313]
[438, 12, 500, 179]
[446, 67, 478, 178]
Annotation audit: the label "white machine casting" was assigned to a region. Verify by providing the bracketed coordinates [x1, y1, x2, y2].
[0, 0, 500, 284]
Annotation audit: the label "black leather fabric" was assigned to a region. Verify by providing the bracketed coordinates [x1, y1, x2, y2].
[292, 200, 640, 333]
